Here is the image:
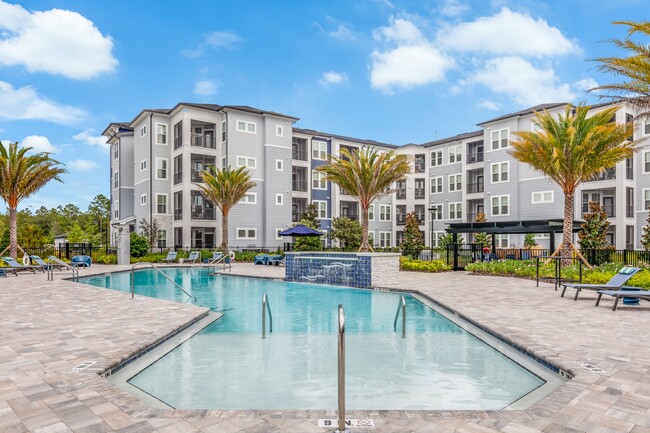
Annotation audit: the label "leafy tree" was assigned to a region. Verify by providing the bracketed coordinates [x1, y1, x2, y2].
[0, 142, 65, 258]
[88, 194, 110, 246]
[474, 212, 491, 249]
[316, 147, 411, 251]
[331, 216, 361, 250]
[199, 166, 256, 254]
[439, 233, 464, 249]
[66, 222, 88, 243]
[401, 211, 425, 259]
[139, 218, 161, 251]
[130, 232, 148, 258]
[578, 201, 610, 250]
[0, 228, 9, 253]
[17, 223, 48, 248]
[641, 214, 650, 251]
[523, 233, 537, 249]
[294, 203, 322, 251]
[511, 105, 635, 257]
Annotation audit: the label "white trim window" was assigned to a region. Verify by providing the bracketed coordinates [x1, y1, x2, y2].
[236, 120, 257, 134]
[113, 171, 119, 189]
[491, 161, 509, 183]
[314, 200, 328, 218]
[431, 204, 443, 220]
[140, 124, 147, 138]
[155, 158, 168, 180]
[379, 204, 391, 221]
[113, 200, 119, 220]
[140, 194, 147, 206]
[236, 155, 257, 169]
[448, 202, 462, 220]
[532, 190, 553, 204]
[432, 231, 445, 247]
[140, 159, 147, 172]
[312, 140, 327, 160]
[430, 149, 443, 167]
[431, 176, 443, 194]
[449, 145, 462, 163]
[644, 189, 650, 210]
[368, 204, 375, 221]
[491, 128, 508, 150]
[275, 159, 283, 171]
[312, 171, 327, 189]
[276, 125, 284, 137]
[491, 195, 509, 216]
[276, 228, 283, 240]
[236, 228, 257, 239]
[448, 174, 461, 192]
[379, 231, 391, 248]
[495, 234, 509, 248]
[113, 144, 119, 160]
[221, 120, 227, 142]
[155, 194, 168, 214]
[157, 230, 167, 248]
[155, 123, 167, 145]
[275, 193, 283, 205]
[644, 151, 650, 173]
[240, 192, 257, 204]
[645, 119, 650, 135]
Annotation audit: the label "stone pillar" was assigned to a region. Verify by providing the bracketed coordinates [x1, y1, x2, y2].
[117, 228, 130, 265]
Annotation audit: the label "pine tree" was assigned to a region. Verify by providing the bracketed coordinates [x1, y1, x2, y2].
[523, 233, 537, 248]
[401, 211, 425, 259]
[294, 203, 323, 251]
[578, 201, 610, 250]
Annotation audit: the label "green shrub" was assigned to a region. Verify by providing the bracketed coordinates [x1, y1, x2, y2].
[130, 233, 148, 258]
[130, 253, 168, 263]
[400, 257, 451, 272]
[94, 254, 117, 264]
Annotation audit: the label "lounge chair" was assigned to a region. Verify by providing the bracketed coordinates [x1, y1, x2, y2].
[186, 251, 200, 264]
[0, 266, 17, 277]
[268, 255, 284, 266]
[30, 255, 66, 271]
[561, 266, 641, 301]
[162, 251, 177, 263]
[1, 257, 43, 273]
[254, 254, 268, 265]
[71, 255, 91, 268]
[596, 289, 650, 311]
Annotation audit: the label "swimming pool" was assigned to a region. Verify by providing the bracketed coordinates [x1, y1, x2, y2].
[79, 268, 558, 410]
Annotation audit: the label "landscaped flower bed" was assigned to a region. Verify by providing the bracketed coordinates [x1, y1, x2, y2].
[400, 257, 451, 272]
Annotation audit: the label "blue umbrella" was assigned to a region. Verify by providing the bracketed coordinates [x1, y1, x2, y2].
[279, 224, 323, 237]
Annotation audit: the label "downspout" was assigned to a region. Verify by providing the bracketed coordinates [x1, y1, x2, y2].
[149, 113, 153, 243]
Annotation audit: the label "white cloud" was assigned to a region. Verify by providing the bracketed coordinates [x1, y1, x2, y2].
[319, 71, 348, 87]
[183, 31, 243, 57]
[468, 56, 575, 106]
[0, 81, 86, 124]
[439, 0, 469, 17]
[574, 77, 598, 92]
[68, 159, 99, 171]
[194, 79, 219, 96]
[21, 135, 58, 153]
[0, 1, 117, 79]
[437, 8, 579, 57]
[73, 129, 109, 151]
[373, 18, 425, 44]
[478, 100, 502, 111]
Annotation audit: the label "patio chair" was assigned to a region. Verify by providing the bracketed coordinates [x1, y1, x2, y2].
[595, 289, 650, 311]
[254, 254, 268, 265]
[47, 256, 72, 270]
[186, 251, 200, 264]
[162, 251, 177, 263]
[561, 266, 641, 301]
[71, 255, 92, 268]
[267, 255, 284, 266]
[30, 255, 66, 271]
[1, 257, 43, 273]
[0, 266, 18, 277]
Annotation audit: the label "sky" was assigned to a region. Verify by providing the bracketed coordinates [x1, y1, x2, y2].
[0, 0, 644, 212]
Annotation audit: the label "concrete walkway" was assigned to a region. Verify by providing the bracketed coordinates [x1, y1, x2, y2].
[0, 263, 649, 432]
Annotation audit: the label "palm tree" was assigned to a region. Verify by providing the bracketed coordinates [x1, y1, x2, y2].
[316, 147, 411, 252]
[510, 104, 635, 257]
[198, 166, 256, 254]
[0, 142, 65, 259]
[593, 21, 650, 113]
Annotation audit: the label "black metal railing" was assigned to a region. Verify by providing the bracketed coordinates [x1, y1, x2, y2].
[191, 208, 215, 220]
[396, 190, 406, 200]
[468, 152, 483, 163]
[191, 135, 215, 149]
[396, 216, 406, 225]
[341, 214, 359, 221]
[191, 170, 204, 182]
[292, 148, 308, 161]
[414, 189, 425, 199]
[292, 181, 308, 192]
[292, 212, 302, 222]
[467, 182, 484, 193]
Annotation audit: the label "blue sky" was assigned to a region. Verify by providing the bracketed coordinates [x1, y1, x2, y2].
[0, 0, 644, 211]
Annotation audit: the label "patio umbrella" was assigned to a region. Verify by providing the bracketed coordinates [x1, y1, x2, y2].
[279, 224, 323, 237]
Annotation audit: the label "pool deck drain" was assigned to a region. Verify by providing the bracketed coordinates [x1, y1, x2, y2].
[0, 263, 649, 432]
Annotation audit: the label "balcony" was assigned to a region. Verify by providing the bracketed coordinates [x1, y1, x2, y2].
[414, 188, 425, 200]
[292, 181, 308, 192]
[589, 168, 616, 182]
[191, 170, 203, 182]
[396, 215, 407, 226]
[468, 152, 483, 163]
[292, 212, 302, 222]
[467, 182, 484, 194]
[341, 213, 359, 221]
[173, 209, 182, 220]
[191, 135, 215, 149]
[396, 190, 406, 200]
[292, 149, 308, 161]
[191, 207, 215, 220]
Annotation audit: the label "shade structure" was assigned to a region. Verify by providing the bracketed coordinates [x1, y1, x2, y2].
[279, 224, 323, 237]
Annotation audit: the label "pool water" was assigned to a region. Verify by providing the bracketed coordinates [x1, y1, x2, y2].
[79, 269, 545, 410]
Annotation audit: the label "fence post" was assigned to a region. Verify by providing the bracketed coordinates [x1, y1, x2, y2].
[453, 243, 459, 271]
[624, 249, 629, 265]
[65, 242, 70, 260]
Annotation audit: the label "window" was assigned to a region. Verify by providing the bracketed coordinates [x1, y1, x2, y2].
[276, 193, 284, 206]
[414, 178, 425, 199]
[379, 232, 391, 248]
[395, 180, 406, 199]
[240, 192, 257, 204]
[221, 156, 227, 169]
[430, 204, 443, 220]
[644, 151, 650, 173]
[491, 162, 509, 183]
[113, 171, 119, 189]
[415, 205, 425, 224]
[448, 174, 462, 192]
[532, 191, 553, 204]
[312, 171, 327, 189]
[140, 194, 147, 206]
[449, 145, 462, 163]
[645, 119, 650, 135]
[495, 234, 509, 248]
[491, 195, 509, 216]
[432, 231, 444, 248]
[431, 176, 443, 194]
[173, 121, 182, 149]
[173, 155, 182, 184]
[276, 125, 284, 137]
[414, 154, 425, 172]
[626, 157, 633, 180]
[368, 204, 374, 221]
[113, 201, 119, 220]
[379, 204, 391, 221]
[113, 144, 118, 160]
[491, 128, 508, 149]
[236, 228, 257, 239]
[645, 189, 650, 210]
[156, 194, 167, 214]
[276, 159, 283, 171]
[157, 230, 167, 248]
[430, 150, 443, 167]
[140, 159, 147, 171]
[236, 120, 257, 134]
[627, 187, 634, 218]
[140, 124, 147, 137]
[448, 202, 462, 220]
[312, 141, 327, 160]
[156, 158, 168, 180]
[236, 156, 257, 169]
[221, 120, 226, 142]
[314, 200, 328, 218]
[156, 124, 167, 145]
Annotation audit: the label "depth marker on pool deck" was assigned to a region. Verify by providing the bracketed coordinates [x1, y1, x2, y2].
[318, 419, 374, 428]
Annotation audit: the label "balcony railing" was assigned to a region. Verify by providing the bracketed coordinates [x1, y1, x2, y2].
[191, 170, 203, 182]
[292, 148, 308, 161]
[396, 215, 406, 225]
[466, 212, 483, 222]
[173, 209, 182, 221]
[174, 172, 182, 184]
[414, 189, 425, 199]
[292, 181, 308, 192]
[191, 208, 215, 220]
[468, 152, 483, 163]
[589, 168, 616, 181]
[341, 214, 359, 221]
[467, 182, 484, 193]
[414, 162, 425, 173]
[396, 190, 406, 200]
[292, 212, 302, 222]
[191, 135, 216, 149]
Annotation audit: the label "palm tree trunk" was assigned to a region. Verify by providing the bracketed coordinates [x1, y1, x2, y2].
[9, 205, 17, 259]
[221, 210, 229, 255]
[562, 191, 574, 260]
[359, 206, 370, 252]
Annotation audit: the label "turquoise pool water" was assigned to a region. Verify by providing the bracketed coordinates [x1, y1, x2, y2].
[79, 269, 545, 410]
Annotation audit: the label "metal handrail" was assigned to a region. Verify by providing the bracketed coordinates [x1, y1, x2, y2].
[130, 262, 193, 300]
[393, 296, 406, 338]
[47, 264, 78, 281]
[337, 304, 347, 433]
[262, 293, 273, 338]
[209, 251, 234, 272]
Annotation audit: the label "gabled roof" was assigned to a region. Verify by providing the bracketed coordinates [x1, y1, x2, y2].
[422, 130, 483, 148]
[101, 122, 133, 136]
[127, 108, 171, 127]
[477, 103, 568, 126]
[293, 127, 397, 149]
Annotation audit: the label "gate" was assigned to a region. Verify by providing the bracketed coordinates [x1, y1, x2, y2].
[446, 243, 481, 271]
[58, 242, 92, 260]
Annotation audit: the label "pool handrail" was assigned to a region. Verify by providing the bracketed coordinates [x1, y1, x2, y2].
[130, 262, 193, 300]
[337, 304, 347, 433]
[393, 295, 406, 338]
[209, 251, 234, 272]
[262, 293, 273, 338]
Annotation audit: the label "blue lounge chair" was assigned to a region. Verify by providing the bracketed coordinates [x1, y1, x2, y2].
[71, 255, 91, 268]
[0, 266, 17, 276]
[186, 251, 200, 264]
[162, 251, 177, 263]
[561, 266, 641, 301]
[268, 255, 284, 266]
[30, 255, 65, 271]
[254, 254, 268, 265]
[596, 289, 650, 311]
[1, 257, 43, 273]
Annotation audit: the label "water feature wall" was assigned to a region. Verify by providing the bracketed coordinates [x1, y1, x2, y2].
[284, 252, 400, 288]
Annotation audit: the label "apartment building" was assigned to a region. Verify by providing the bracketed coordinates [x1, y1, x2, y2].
[104, 100, 649, 251]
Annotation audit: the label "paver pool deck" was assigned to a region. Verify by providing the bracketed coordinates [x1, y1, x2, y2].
[0, 263, 649, 433]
